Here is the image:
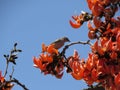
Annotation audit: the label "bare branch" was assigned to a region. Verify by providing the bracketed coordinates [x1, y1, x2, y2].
[9, 66, 14, 80]
[61, 40, 92, 56]
[4, 60, 9, 77]
[11, 78, 29, 90]
[0, 78, 29, 90]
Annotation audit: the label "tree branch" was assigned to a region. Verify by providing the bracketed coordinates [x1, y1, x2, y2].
[0, 78, 29, 90]
[9, 66, 14, 80]
[61, 40, 92, 56]
[4, 59, 9, 77]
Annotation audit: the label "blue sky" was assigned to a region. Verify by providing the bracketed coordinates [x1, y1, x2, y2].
[0, 0, 92, 90]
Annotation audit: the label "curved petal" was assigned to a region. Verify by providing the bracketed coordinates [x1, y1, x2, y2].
[42, 43, 47, 52]
[69, 20, 81, 29]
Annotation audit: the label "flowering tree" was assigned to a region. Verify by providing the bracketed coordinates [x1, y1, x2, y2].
[1, 0, 120, 90]
[33, 0, 120, 90]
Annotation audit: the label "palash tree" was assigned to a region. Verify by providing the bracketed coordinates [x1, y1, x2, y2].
[33, 0, 120, 90]
[0, 0, 120, 90]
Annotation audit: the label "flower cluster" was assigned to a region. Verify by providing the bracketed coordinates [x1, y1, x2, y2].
[90, 28, 120, 89]
[67, 30, 120, 89]
[69, 11, 93, 28]
[68, 0, 120, 89]
[33, 43, 64, 79]
[67, 50, 98, 85]
[33, 0, 120, 90]
[68, 50, 84, 80]
[87, 0, 119, 17]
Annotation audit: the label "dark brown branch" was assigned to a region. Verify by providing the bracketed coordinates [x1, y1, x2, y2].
[11, 78, 29, 90]
[0, 78, 29, 90]
[61, 40, 92, 56]
[67, 40, 92, 46]
[60, 40, 92, 72]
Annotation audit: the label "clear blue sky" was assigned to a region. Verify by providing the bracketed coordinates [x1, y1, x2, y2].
[0, 0, 92, 90]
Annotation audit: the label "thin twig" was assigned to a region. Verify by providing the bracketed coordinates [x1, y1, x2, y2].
[2, 43, 28, 90]
[67, 40, 92, 46]
[4, 60, 9, 77]
[9, 66, 14, 80]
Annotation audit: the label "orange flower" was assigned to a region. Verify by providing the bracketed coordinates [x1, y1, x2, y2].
[33, 57, 47, 70]
[83, 54, 99, 84]
[33, 52, 53, 70]
[87, 0, 99, 10]
[83, 68, 95, 85]
[91, 38, 115, 55]
[42, 43, 47, 52]
[91, 2, 104, 16]
[68, 50, 80, 67]
[91, 68, 98, 81]
[42, 43, 58, 55]
[40, 53, 53, 63]
[91, 40, 105, 55]
[68, 50, 84, 80]
[85, 54, 94, 71]
[71, 62, 84, 80]
[87, 0, 105, 16]
[69, 20, 82, 29]
[115, 73, 120, 86]
[47, 44, 58, 55]
[73, 49, 80, 59]
[69, 15, 84, 29]
[0, 71, 4, 83]
[34, 43, 65, 78]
